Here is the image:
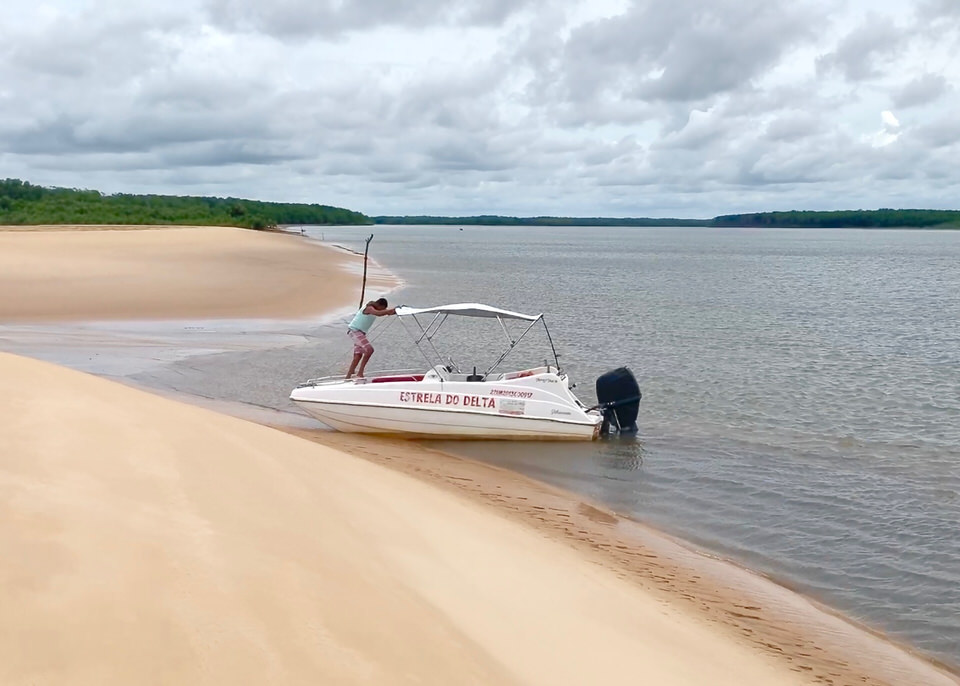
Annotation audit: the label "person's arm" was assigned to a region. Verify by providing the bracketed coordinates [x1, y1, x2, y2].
[363, 305, 397, 316]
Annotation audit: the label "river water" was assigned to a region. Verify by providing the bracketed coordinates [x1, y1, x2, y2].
[304, 225, 960, 668]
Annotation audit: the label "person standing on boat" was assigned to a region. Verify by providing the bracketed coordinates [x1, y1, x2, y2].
[345, 297, 397, 379]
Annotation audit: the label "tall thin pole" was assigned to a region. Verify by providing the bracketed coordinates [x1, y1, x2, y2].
[358, 234, 374, 308]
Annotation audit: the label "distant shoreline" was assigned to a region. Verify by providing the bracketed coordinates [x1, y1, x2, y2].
[371, 209, 960, 229]
[5, 179, 959, 230]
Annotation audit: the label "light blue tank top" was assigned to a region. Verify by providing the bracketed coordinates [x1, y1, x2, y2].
[349, 309, 376, 333]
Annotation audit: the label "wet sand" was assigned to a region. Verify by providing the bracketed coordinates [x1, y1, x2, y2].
[293, 431, 960, 686]
[2, 225, 958, 685]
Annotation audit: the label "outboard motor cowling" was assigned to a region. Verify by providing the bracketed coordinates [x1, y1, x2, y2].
[596, 367, 641, 434]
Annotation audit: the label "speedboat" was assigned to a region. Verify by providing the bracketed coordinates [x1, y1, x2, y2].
[290, 303, 640, 440]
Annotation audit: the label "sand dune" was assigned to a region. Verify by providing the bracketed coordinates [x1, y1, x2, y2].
[0, 352, 811, 685]
[0, 226, 387, 321]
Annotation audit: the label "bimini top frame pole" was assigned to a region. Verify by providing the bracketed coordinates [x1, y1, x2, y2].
[398, 311, 449, 371]
[394, 303, 561, 378]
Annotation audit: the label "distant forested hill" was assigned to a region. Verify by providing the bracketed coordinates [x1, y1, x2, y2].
[375, 210, 960, 228]
[372, 215, 707, 226]
[712, 209, 960, 228]
[4, 179, 957, 229]
[0, 179, 370, 228]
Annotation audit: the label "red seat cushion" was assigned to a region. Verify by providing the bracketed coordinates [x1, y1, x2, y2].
[370, 375, 424, 383]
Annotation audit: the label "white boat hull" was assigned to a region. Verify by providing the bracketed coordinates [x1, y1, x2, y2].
[290, 368, 602, 441]
[296, 401, 599, 440]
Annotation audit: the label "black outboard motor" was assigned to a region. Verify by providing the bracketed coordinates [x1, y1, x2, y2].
[595, 367, 641, 435]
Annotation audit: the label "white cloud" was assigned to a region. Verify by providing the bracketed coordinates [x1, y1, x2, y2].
[1, 0, 959, 217]
[871, 110, 902, 147]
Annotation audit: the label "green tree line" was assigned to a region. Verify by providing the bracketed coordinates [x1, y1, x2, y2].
[375, 210, 960, 228]
[372, 215, 707, 226]
[0, 179, 370, 229]
[711, 209, 960, 228]
[5, 179, 957, 229]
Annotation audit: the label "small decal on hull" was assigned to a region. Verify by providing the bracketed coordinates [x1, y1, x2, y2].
[490, 388, 534, 398]
[499, 398, 526, 416]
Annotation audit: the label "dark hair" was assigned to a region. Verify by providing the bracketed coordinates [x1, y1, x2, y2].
[374, 298, 388, 308]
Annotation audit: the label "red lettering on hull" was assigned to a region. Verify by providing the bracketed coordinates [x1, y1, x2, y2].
[399, 392, 497, 409]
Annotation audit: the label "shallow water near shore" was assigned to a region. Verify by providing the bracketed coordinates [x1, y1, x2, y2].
[296, 225, 960, 668]
[4, 224, 959, 670]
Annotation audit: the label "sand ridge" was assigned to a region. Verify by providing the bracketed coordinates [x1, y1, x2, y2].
[2, 352, 813, 685]
[0, 225, 393, 322]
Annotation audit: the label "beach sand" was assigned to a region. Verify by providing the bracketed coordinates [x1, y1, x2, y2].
[2, 226, 957, 685]
[0, 225, 387, 321]
[297, 432, 960, 686]
[2, 351, 817, 686]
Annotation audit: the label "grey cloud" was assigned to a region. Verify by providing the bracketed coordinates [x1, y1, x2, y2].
[916, 0, 960, 23]
[376, 172, 425, 186]
[736, 143, 839, 186]
[580, 138, 643, 166]
[0, 12, 363, 167]
[139, 74, 265, 112]
[592, 162, 660, 189]
[430, 103, 488, 130]
[388, 67, 507, 134]
[204, 0, 540, 38]
[0, 10, 280, 157]
[6, 118, 305, 168]
[874, 164, 916, 181]
[816, 13, 906, 81]
[423, 136, 518, 172]
[545, 98, 659, 130]
[157, 141, 307, 167]
[4, 105, 280, 156]
[652, 109, 735, 151]
[398, 173, 448, 190]
[764, 113, 822, 142]
[320, 157, 375, 176]
[719, 80, 849, 122]
[556, 0, 819, 106]
[319, 138, 378, 156]
[914, 117, 960, 148]
[6, 11, 183, 82]
[893, 73, 948, 108]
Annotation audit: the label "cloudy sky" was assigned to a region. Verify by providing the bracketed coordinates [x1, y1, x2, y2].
[1, 0, 958, 217]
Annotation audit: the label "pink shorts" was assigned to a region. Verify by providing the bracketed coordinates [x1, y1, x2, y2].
[348, 328, 374, 355]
